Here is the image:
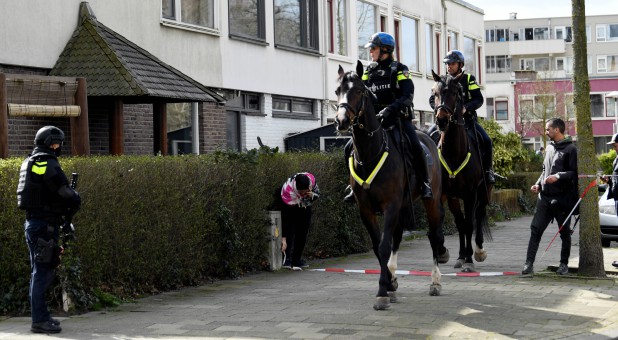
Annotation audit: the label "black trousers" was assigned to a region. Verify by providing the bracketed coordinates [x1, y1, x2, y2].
[281, 204, 312, 265]
[526, 194, 572, 265]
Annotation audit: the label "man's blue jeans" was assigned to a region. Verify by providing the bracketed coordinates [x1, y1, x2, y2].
[24, 219, 57, 324]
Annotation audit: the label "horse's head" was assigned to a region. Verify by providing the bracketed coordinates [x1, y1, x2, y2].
[335, 61, 377, 133]
[431, 70, 464, 131]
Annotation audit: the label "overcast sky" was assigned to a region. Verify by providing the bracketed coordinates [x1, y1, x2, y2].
[466, 0, 618, 21]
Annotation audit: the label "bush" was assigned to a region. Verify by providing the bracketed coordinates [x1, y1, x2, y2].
[598, 149, 616, 176]
[0, 151, 370, 316]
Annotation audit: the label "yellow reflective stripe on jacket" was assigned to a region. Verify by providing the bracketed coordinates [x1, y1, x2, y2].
[467, 73, 480, 90]
[31, 161, 47, 175]
[362, 71, 369, 81]
[396, 71, 409, 82]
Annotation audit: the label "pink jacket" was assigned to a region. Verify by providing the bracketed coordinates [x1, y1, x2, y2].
[280, 172, 319, 206]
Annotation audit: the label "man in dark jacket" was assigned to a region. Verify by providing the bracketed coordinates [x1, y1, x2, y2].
[17, 126, 81, 334]
[522, 118, 578, 276]
[601, 132, 618, 268]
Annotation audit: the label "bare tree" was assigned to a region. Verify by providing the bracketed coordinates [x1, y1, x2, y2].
[572, 0, 606, 277]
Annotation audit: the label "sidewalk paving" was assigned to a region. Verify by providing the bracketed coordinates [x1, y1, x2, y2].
[1, 214, 617, 339]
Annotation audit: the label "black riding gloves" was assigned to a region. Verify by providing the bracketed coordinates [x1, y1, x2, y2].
[377, 107, 397, 127]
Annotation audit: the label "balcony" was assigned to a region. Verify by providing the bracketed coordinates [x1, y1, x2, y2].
[486, 39, 566, 56]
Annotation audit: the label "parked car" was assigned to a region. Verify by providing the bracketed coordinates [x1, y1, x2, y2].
[598, 189, 618, 247]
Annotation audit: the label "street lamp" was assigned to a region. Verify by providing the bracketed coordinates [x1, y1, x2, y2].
[606, 91, 618, 134]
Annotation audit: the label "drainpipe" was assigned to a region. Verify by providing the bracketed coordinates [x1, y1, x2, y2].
[442, 0, 447, 55]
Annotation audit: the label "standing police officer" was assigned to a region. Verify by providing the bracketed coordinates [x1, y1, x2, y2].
[428, 50, 495, 184]
[17, 126, 81, 334]
[344, 32, 433, 201]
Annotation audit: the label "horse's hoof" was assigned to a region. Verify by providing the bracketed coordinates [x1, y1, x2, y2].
[429, 283, 442, 296]
[474, 249, 487, 262]
[438, 248, 450, 264]
[373, 297, 391, 310]
[454, 258, 465, 269]
[389, 277, 398, 291]
[388, 291, 398, 303]
[462, 263, 475, 273]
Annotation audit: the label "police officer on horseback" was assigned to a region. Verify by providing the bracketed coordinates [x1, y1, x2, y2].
[428, 50, 495, 184]
[344, 32, 433, 201]
[17, 126, 81, 334]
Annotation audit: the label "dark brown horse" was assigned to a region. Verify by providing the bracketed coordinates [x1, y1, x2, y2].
[431, 70, 492, 272]
[335, 62, 449, 310]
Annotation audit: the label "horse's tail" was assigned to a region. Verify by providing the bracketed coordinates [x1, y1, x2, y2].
[477, 207, 493, 242]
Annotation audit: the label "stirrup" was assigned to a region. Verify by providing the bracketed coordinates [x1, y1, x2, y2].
[421, 182, 433, 199]
[343, 185, 355, 203]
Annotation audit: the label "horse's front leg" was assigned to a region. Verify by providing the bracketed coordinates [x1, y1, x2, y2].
[373, 205, 400, 310]
[447, 197, 466, 269]
[461, 198, 478, 273]
[474, 203, 489, 262]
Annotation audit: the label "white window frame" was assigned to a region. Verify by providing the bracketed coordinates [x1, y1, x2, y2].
[495, 99, 509, 121]
[425, 22, 434, 76]
[597, 24, 607, 42]
[400, 14, 419, 73]
[327, 0, 348, 56]
[161, 0, 219, 35]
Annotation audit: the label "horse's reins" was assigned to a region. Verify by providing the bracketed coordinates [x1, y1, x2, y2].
[434, 78, 471, 178]
[339, 79, 390, 189]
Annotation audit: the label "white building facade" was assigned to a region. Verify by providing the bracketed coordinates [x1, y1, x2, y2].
[0, 0, 485, 153]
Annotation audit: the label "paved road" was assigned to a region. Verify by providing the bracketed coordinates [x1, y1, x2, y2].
[1, 215, 617, 339]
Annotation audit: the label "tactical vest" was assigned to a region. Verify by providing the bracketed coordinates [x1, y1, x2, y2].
[17, 153, 56, 210]
[363, 61, 401, 110]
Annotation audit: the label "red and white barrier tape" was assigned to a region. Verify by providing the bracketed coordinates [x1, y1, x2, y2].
[311, 268, 519, 277]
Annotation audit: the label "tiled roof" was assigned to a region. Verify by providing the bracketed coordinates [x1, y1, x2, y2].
[50, 2, 224, 103]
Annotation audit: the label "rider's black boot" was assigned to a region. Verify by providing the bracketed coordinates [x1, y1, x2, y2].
[421, 181, 433, 199]
[343, 185, 355, 203]
[485, 169, 496, 184]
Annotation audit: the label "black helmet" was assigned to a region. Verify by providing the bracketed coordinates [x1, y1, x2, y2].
[364, 32, 395, 54]
[444, 50, 465, 65]
[608, 133, 618, 145]
[34, 126, 65, 147]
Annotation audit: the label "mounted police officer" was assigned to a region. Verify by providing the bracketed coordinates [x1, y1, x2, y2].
[344, 32, 433, 202]
[17, 126, 81, 334]
[428, 50, 495, 184]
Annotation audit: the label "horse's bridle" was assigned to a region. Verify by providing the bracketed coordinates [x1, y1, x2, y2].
[338, 85, 381, 137]
[434, 78, 465, 129]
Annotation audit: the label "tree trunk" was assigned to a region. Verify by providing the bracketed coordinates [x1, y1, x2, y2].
[572, 0, 606, 277]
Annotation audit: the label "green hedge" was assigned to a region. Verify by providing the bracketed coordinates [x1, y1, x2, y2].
[0, 151, 375, 315]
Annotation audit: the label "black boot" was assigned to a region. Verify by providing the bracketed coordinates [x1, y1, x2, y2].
[343, 185, 355, 203]
[420, 181, 433, 199]
[486, 169, 496, 184]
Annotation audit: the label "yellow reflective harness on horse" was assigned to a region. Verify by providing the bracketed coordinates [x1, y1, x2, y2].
[438, 149, 471, 179]
[348, 151, 389, 189]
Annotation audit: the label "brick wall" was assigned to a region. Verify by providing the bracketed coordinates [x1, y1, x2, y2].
[123, 104, 154, 155]
[199, 101, 226, 153]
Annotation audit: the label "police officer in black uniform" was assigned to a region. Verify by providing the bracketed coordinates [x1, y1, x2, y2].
[344, 32, 433, 201]
[17, 126, 81, 334]
[428, 50, 495, 184]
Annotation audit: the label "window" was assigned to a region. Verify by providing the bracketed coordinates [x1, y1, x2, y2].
[535, 95, 555, 115]
[356, 1, 376, 61]
[425, 23, 433, 75]
[274, 0, 318, 51]
[597, 55, 618, 73]
[162, 0, 215, 30]
[519, 98, 534, 117]
[607, 96, 618, 117]
[272, 96, 314, 118]
[495, 100, 508, 120]
[448, 30, 458, 51]
[229, 0, 265, 41]
[519, 57, 549, 71]
[486, 98, 494, 119]
[485, 28, 509, 42]
[223, 91, 262, 151]
[486, 55, 511, 73]
[328, 0, 347, 55]
[520, 27, 549, 40]
[591, 94, 604, 118]
[463, 36, 476, 77]
[555, 26, 573, 42]
[596, 23, 618, 42]
[565, 94, 575, 120]
[167, 102, 194, 155]
[400, 16, 419, 72]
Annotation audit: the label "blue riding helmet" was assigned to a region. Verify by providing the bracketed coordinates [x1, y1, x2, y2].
[444, 50, 465, 65]
[364, 32, 395, 54]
